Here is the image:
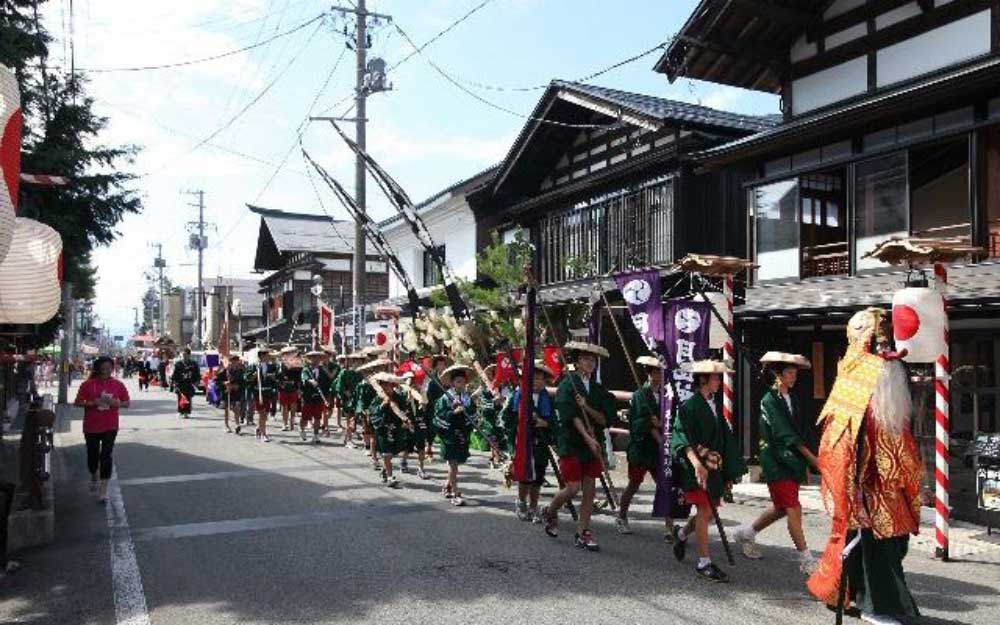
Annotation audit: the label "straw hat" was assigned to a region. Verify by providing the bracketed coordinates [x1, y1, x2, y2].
[533, 360, 556, 379]
[483, 363, 497, 378]
[280, 345, 299, 355]
[564, 341, 610, 359]
[636, 355, 661, 369]
[257, 346, 273, 355]
[322, 345, 336, 354]
[357, 358, 393, 374]
[442, 363, 476, 385]
[681, 360, 732, 375]
[336, 354, 347, 362]
[759, 351, 812, 369]
[371, 371, 404, 385]
[305, 350, 325, 358]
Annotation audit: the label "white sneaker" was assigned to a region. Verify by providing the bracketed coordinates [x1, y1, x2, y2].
[615, 517, 633, 535]
[530, 508, 543, 524]
[860, 613, 902, 625]
[735, 527, 763, 560]
[799, 551, 818, 575]
[515, 500, 531, 521]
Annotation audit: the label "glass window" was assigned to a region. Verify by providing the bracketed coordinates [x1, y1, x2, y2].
[855, 153, 908, 271]
[753, 180, 799, 281]
[986, 126, 1000, 258]
[422, 245, 445, 288]
[801, 170, 848, 278]
[909, 138, 970, 242]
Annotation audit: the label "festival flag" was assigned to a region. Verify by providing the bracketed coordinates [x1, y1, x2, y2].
[512, 284, 536, 484]
[494, 348, 522, 387]
[319, 304, 335, 348]
[652, 299, 711, 517]
[543, 345, 562, 378]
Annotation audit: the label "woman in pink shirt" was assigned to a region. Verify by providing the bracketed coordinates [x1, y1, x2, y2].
[74, 356, 130, 503]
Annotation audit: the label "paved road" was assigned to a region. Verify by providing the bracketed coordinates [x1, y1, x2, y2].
[2, 380, 997, 624]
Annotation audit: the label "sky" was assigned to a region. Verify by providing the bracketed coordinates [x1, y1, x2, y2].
[39, 0, 779, 338]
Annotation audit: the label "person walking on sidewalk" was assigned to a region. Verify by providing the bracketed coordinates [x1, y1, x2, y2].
[74, 356, 130, 503]
[732, 352, 819, 574]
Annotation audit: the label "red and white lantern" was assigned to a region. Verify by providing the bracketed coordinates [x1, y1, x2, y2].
[891, 286, 946, 363]
[0, 218, 62, 324]
[0, 63, 22, 264]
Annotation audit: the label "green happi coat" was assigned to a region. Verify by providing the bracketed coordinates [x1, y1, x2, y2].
[333, 368, 361, 413]
[476, 387, 503, 450]
[670, 392, 746, 498]
[425, 372, 446, 440]
[433, 389, 476, 463]
[354, 379, 376, 416]
[300, 366, 330, 407]
[758, 388, 808, 484]
[324, 361, 341, 398]
[627, 381, 661, 468]
[553, 372, 615, 463]
[368, 390, 409, 455]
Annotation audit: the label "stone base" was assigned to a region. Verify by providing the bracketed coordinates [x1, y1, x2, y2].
[7, 478, 55, 552]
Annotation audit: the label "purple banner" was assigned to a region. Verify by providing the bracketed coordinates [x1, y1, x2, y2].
[614, 270, 665, 348]
[651, 299, 711, 518]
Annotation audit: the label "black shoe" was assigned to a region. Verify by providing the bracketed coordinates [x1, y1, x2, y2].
[825, 604, 862, 619]
[695, 562, 729, 583]
[672, 527, 686, 562]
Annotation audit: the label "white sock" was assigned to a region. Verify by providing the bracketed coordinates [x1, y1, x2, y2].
[697, 557, 712, 569]
[798, 548, 814, 560]
[739, 524, 756, 541]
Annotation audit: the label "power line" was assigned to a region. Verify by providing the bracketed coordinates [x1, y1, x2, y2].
[216, 46, 350, 248]
[141, 19, 325, 177]
[392, 23, 625, 130]
[76, 13, 325, 73]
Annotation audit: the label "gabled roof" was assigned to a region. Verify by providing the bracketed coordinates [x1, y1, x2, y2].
[249, 205, 355, 272]
[488, 80, 777, 197]
[377, 165, 498, 230]
[655, 1, 827, 93]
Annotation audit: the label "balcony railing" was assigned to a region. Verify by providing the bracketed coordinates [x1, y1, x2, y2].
[536, 180, 673, 286]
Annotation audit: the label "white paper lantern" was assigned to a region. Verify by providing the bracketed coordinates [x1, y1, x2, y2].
[892, 286, 946, 363]
[0, 64, 21, 264]
[695, 291, 729, 349]
[0, 218, 62, 324]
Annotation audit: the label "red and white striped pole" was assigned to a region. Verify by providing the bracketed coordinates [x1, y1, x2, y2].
[722, 275, 735, 427]
[933, 262, 950, 561]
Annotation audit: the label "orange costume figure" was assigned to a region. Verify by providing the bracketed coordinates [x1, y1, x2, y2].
[807, 308, 923, 625]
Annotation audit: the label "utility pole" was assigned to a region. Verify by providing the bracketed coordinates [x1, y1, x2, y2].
[151, 243, 166, 337]
[328, 1, 392, 349]
[184, 190, 210, 348]
[58, 281, 73, 404]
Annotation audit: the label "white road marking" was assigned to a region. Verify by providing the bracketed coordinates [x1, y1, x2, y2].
[106, 468, 152, 625]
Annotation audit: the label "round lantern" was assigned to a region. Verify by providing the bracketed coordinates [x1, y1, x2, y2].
[892, 286, 946, 363]
[695, 291, 729, 350]
[0, 218, 62, 324]
[0, 63, 21, 264]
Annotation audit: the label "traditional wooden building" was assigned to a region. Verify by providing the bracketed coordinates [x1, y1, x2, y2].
[660, 0, 1000, 522]
[247, 205, 388, 345]
[469, 80, 775, 390]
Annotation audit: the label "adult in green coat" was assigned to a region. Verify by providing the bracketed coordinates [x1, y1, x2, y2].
[541, 342, 614, 552]
[670, 360, 746, 583]
[733, 352, 819, 574]
[616, 356, 664, 535]
[433, 364, 477, 506]
[299, 351, 330, 443]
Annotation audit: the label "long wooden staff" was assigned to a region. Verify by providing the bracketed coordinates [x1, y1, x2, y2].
[594, 281, 642, 388]
[370, 377, 413, 431]
[527, 269, 617, 510]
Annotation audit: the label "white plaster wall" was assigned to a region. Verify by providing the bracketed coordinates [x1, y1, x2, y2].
[876, 10, 992, 88]
[383, 195, 478, 299]
[792, 56, 868, 115]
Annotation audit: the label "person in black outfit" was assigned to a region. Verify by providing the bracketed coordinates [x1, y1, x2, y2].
[171, 348, 201, 419]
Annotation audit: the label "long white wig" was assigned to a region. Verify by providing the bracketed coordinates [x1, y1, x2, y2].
[870, 359, 911, 436]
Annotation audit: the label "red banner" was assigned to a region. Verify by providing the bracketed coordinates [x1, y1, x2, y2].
[495, 348, 522, 387]
[320, 304, 334, 348]
[543, 345, 561, 378]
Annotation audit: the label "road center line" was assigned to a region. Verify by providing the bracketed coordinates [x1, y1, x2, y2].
[106, 468, 152, 625]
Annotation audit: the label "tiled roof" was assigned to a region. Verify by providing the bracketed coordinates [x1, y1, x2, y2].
[248, 205, 355, 255]
[553, 81, 779, 132]
[739, 261, 1000, 317]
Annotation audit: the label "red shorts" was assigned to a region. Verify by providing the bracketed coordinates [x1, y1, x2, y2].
[767, 479, 801, 510]
[301, 403, 323, 419]
[559, 456, 603, 483]
[628, 463, 655, 484]
[254, 398, 275, 413]
[684, 489, 721, 511]
[278, 391, 299, 407]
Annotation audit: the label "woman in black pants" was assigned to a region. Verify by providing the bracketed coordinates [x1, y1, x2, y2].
[74, 357, 131, 503]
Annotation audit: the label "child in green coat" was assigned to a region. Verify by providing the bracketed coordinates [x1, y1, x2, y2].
[733, 352, 819, 575]
[433, 364, 477, 506]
